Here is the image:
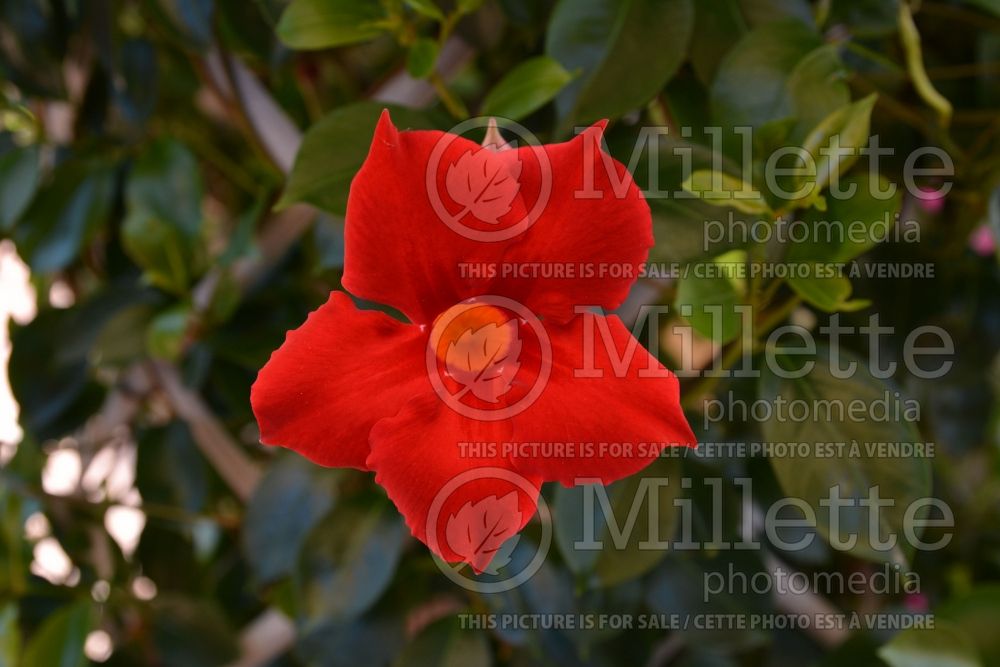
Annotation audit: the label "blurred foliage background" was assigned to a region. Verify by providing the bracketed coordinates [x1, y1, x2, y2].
[1, 0, 1000, 665]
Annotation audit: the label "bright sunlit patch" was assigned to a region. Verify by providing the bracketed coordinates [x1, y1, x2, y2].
[42, 447, 82, 496]
[24, 512, 50, 540]
[0, 240, 36, 449]
[105, 500, 146, 559]
[48, 279, 76, 308]
[84, 630, 113, 663]
[132, 576, 157, 601]
[31, 537, 78, 585]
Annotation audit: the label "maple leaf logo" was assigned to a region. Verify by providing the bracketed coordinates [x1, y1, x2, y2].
[445, 149, 522, 224]
[445, 491, 522, 574]
[444, 319, 522, 403]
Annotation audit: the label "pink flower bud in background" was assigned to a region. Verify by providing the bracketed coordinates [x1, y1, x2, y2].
[969, 224, 997, 257]
[916, 187, 946, 215]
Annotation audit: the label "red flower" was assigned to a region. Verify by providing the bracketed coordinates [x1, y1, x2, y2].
[250, 111, 696, 573]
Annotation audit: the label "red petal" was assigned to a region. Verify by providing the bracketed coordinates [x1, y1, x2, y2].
[250, 291, 428, 469]
[509, 313, 696, 485]
[501, 123, 654, 323]
[343, 111, 525, 325]
[367, 392, 541, 573]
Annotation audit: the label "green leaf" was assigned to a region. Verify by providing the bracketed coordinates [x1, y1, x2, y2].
[0, 493, 27, 599]
[787, 271, 869, 313]
[962, 0, 1000, 17]
[158, 0, 215, 46]
[789, 172, 902, 264]
[554, 456, 681, 587]
[404, 0, 444, 20]
[21, 601, 92, 667]
[480, 56, 574, 121]
[794, 93, 877, 206]
[406, 38, 439, 79]
[279, 102, 439, 215]
[0, 604, 19, 667]
[0, 145, 39, 231]
[878, 621, 982, 667]
[146, 304, 191, 360]
[150, 596, 239, 667]
[277, 0, 387, 50]
[710, 19, 822, 128]
[785, 44, 851, 133]
[689, 0, 748, 83]
[546, 0, 693, 127]
[243, 455, 338, 585]
[940, 586, 1000, 665]
[123, 139, 205, 294]
[17, 165, 115, 274]
[759, 346, 932, 563]
[681, 170, 772, 214]
[297, 497, 407, 622]
[396, 617, 491, 667]
[674, 252, 746, 344]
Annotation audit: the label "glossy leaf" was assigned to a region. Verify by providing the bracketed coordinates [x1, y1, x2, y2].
[710, 20, 822, 128]
[278, 102, 439, 215]
[554, 456, 681, 587]
[759, 346, 932, 562]
[546, 0, 693, 126]
[297, 498, 407, 622]
[243, 455, 338, 585]
[122, 139, 205, 294]
[480, 56, 574, 121]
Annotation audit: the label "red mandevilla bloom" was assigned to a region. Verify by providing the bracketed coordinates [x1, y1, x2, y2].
[251, 111, 696, 573]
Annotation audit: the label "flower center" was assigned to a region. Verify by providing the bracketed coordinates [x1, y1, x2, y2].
[430, 301, 517, 372]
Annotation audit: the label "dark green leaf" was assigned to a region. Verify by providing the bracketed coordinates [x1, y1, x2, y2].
[0, 145, 40, 231]
[554, 457, 681, 587]
[279, 102, 439, 215]
[243, 455, 338, 585]
[546, 0, 694, 127]
[759, 346, 932, 562]
[396, 617, 492, 667]
[689, 0, 747, 83]
[122, 139, 205, 293]
[710, 20, 822, 128]
[789, 172, 902, 263]
[297, 498, 407, 622]
[17, 164, 115, 274]
[150, 597, 240, 667]
[21, 601, 92, 667]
